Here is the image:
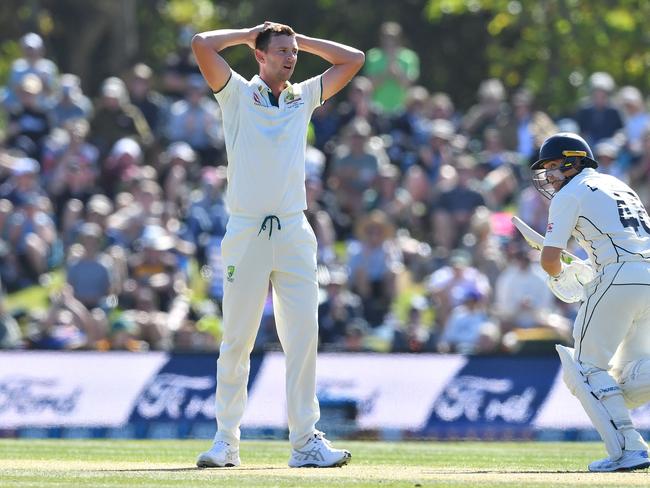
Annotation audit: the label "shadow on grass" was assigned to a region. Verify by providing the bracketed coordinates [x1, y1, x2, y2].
[425, 470, 608, 474]
[99, 467, 289, 472]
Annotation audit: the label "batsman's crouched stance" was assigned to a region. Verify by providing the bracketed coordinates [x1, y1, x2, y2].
[533, 132, 650, 472]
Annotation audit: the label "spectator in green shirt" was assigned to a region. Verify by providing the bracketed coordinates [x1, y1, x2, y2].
[364, 22, 420, 114]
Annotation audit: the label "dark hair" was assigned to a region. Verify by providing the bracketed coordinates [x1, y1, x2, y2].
[255, 23, 295, 51]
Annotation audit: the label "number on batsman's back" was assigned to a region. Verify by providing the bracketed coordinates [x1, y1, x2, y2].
[511, 215, 581, 264]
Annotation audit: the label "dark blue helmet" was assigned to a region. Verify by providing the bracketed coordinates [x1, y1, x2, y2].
[531, 132, 598, 170]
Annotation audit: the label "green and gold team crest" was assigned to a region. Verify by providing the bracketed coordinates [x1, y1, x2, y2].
[226, 265, 235, 282]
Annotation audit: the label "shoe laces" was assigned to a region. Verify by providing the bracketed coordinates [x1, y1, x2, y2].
[312, 431, 332, 448]
[213, 440, 231, 450]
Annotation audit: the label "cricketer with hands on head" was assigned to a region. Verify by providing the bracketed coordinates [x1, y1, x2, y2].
[533, 132, 650, 472]
[192, 21, 364, 468]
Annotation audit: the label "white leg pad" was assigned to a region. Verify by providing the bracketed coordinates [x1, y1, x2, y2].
[617, 358, 650, 409]
[556, 345, 647, 459]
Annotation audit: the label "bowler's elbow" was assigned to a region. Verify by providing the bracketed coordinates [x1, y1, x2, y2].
[192, 32, 205, 47]
[191, 33, 208, 52]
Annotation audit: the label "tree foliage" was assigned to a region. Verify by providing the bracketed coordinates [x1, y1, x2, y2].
[426, 0, 650, 115]
[1, 0, 487, 104]
[2, 1, 649, 116]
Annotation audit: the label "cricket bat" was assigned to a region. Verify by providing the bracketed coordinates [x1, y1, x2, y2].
[511, 215, 581, 264]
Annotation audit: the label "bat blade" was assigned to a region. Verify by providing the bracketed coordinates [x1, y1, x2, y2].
[511, 216, 581, 264]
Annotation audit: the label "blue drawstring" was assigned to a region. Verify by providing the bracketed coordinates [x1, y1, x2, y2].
[258, 215, 281, 239]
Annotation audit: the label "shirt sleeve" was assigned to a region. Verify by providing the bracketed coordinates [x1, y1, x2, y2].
[543, 189, 580, 249]
[213, 70, 246, 113]
[298, 75, 323, 112]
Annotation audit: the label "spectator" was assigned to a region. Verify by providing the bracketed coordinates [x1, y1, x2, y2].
[165, 74, 223, 165]
[401, 164, 437, 243]
[363, 163, 409, 224]
[158, 141, 195, 210]
[47, 128, 102, 221]
[417, 118, 458, 184]
[617, 85, 650, 158]
[0, 157, 45, 206]
[131, 179, 164, 222]
[0, 293, 22, 349]
[330, 118, 387, 226]
[575, 71, 623, 145]
[516, 183, 550, 235]
[98, 315, 148, 352]
[461, 78, 509, 146]
[174, 316, 220, 352]
[499, 88, 556, 163]
[392, 85, 432, 147]
[593, 140, 627, 181]
[160, 26, 201, 101]
[122, 285, 179, 351]
[101, 137, 143, 197]
[391, 295, 436, 353]
[5, 193, 57, 284]
[337, 76, 387, 138]
[185, 166, 228, 266]
[0, 199, 21, 290]
[89, 77, 153, 157]
[305, 175, 337, 266]
[43, 117, 99, 187]
[463, 206, 505, 287]
[429, 92, 457, 125]
[311, 98, 342, 153]
[438, 287, 500, 354]
[432, 154, 486, 251]
[28, 287, 98, 350]
[427, 249, 491, 326]
[493, 244, 554, 332]
[51, 74, 93, 127]
[305, 124, 326, 183]
[4, 32, 59, 112]
[5, 74, 52, 159]
[127, 63, 169, 138]
[364, 21, 420, 114]
[348, 210, 402, 327]
[85, 194, 113, 231]
[629, 126, 650, 207]
[66, 222, 113, 310]
[126, 224, 184, 312]
[476, 128, 520, 209]
[341, 318, 372, 352]
[60, 198, 84, 247]
[318, 266, 365, 346]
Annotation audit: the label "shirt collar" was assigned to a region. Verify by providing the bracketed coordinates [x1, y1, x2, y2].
[251, 75, 291, 94]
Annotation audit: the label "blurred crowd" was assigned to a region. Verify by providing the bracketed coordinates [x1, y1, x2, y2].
[1, 24, 648, 355]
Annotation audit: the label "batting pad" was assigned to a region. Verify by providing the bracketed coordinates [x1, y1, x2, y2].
[618, 358, 650, 409]
[556, 345, 628, 460]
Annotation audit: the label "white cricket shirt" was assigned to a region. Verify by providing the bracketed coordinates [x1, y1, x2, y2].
[214, 71, 322, 217]
[544, 168, 650, 271]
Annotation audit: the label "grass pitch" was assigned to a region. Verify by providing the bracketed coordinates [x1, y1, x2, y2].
[1, 439, 649, 487]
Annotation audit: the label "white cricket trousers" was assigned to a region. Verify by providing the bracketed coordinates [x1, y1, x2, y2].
[213, 212, 320, 449]
[574, 260, 650, 372]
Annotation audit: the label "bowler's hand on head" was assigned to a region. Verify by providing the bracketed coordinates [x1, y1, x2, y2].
[246, 21, 274, 49]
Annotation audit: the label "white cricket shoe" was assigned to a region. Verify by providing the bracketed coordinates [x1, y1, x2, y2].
[588, 449, 650, 472]
[196, 440, 241, 468]
[288, 431, 351, 468]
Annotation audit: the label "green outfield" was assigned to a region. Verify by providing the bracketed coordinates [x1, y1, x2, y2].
[1, 439, 649, 487]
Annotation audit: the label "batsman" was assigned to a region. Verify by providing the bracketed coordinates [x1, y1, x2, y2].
[531, 132, 650, 472]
